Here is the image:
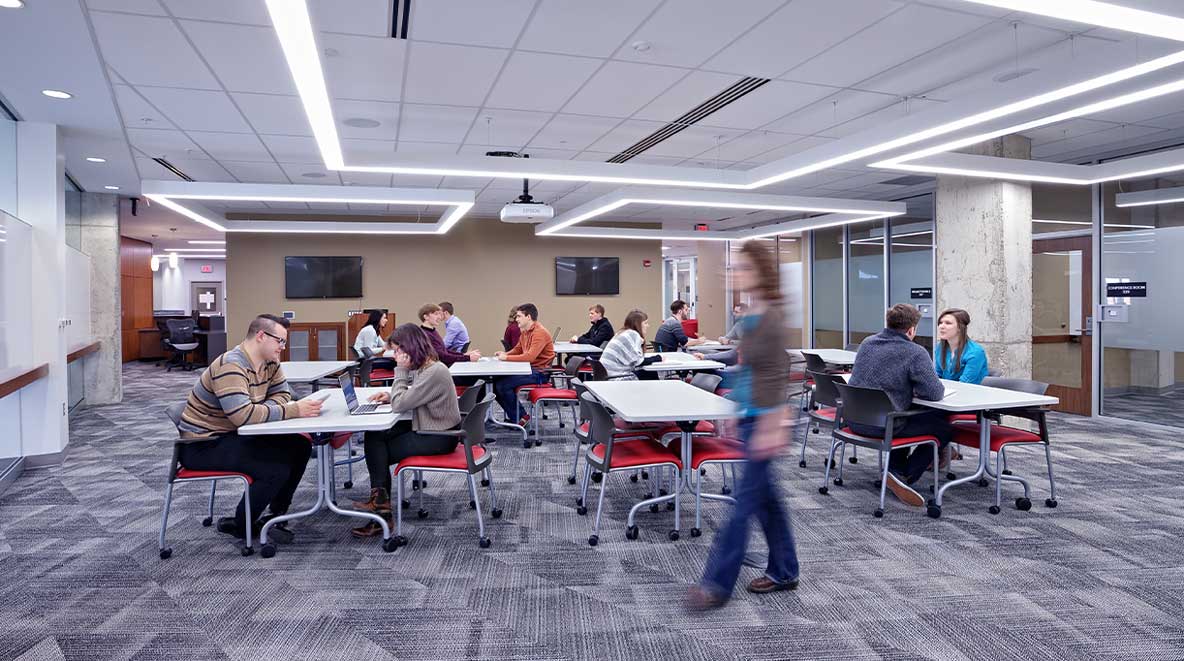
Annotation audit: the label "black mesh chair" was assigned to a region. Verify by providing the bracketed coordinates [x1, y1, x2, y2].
[951, 377, 1058, 514]
[823, 383, 942, 518]
[164, 319, 200, 372]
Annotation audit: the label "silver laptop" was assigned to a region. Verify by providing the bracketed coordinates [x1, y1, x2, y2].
[338, 374, 392, 415]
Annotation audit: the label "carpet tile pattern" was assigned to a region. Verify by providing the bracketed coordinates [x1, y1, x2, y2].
[2, 362, 1183, 660]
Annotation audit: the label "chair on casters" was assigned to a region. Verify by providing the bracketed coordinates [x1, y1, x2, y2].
[568, 380, 659, 487]
[823, 383, 942, 519]
[578, 393, 683, 545]
[525, 356, 587, 443]
[163, 319, 200, 372]
[951, 377, 1058, 514]
[390, 394, 502, 549]
[799, 370, 842, 469]
[158, 402, 254, 558]
[800, 355, 857, 464]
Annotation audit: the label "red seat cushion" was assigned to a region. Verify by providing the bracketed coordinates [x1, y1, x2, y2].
[953, 424, 1041, 451]
[590, 439, 681, 470]
[690, 436, 746, 468]
[810, 406, 836, 421]
[528, 387, 577, 402]
[577, 420, 662, 439]
[397, 445, 484, 471]
[370, 369, 395, 381]
[715, 388, 732, 397]
[653, 420, 717, 437]
[837, 427, 938, 447]
[948, 413, 977, 424]
[455, 385, 468, 396]
[176, 468, 253, 484]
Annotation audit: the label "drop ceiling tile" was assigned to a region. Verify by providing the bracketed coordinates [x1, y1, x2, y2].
[1034, 124, 1167, 160]
[310, 0, 389, 36]
[160, 0, 269, 23]
[320, 33, 407, 102]
[188, 131, 274, 162]
[633, 71, 743, 123]
[645, 126, 747, 159]
[529, 115, 621, 151]
[411, 0, 535, 48]
[700, 80, 837, 131]
[616, 0, 784, 68]
[392, 173, 445, 187]
[517, 0, 662, 58]
[279, 163, 343, 184]
[333, 99, 400, 140]
[395, 141, 462, 155]
[398, 104, 479, 143]
[263, 201, 312, 210]
[232, 93, 310, 136]
[513, 147, 580, 160]
[704, 131, 809, 163]
[180, 22, 296, 95]
[342, 138, 397, 162]
[338, 172, 394, 187]
[90, 12, 220, 89]
[112, 85, 174, 128]
[762, 88, 904, 137]
[139, 88, 254, 133]
[462, 109, 553, 149]
[403, 42, 509, 106]
[485, 51, 602, 112]
[705, 0, 903, 78]
[742, 134, 837, 164]
[159, 157, 236, 182]
[260, 135, 323, 162]
[439, 176, 494, 190]
[785, 4, 991, 89]
[87, 0, 165, 15]
[583, 118, 672, 155]
[562, 61, 687, 118]
[126, 128, 201, 161]
[219, 161, 291, 184]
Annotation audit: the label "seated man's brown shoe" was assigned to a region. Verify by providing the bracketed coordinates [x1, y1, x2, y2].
[350, 518, 389, 538]
[886, 472, 925, 507]
[352, 488, 391, 515]
[747, 576, 799, 594]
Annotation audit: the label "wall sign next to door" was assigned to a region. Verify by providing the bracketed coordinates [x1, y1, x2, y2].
[1106, 282, 1147, 298]
[910, 287, 933, 299]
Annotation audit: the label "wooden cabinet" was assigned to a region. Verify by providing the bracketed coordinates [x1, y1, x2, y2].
[281, 323, 346, 361]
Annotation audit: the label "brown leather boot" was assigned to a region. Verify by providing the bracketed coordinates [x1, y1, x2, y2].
[352, 488, 391, 515]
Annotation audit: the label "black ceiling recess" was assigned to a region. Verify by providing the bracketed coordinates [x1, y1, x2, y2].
[152, 157, 194, 182]
[390, 0, 411, 39]
[606, 76, 770, 164]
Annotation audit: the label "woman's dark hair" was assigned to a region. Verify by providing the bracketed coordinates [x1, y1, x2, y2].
[738, 241, 781, 302]
[364, 309, 385, 334]
[387, 323, 437, 369]
[938, 308, 972, 374]
[620, 309, 648, 336]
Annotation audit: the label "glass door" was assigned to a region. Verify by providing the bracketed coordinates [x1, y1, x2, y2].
[287, 329, 310, 361]
[1032, 235, 1092, 415]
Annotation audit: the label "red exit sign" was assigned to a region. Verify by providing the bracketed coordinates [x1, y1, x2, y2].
[200, 265, 212, 273]
[694, 223, 709, 231]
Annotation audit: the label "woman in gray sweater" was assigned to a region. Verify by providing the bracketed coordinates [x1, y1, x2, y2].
[351, 323, 462, 537]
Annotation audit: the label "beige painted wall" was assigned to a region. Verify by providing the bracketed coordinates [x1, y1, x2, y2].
[226, 221, 662, 354]
[695, 241, 727, 338]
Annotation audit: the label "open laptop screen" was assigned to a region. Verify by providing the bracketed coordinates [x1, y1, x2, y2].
[338, 374, 359, 411]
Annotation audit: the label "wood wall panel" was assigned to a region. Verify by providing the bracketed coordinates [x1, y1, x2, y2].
[120, 236, 155, 362]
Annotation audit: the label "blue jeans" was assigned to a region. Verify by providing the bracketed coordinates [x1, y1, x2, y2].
[701, 417, 800, 599]
[493, 369, 547, 422]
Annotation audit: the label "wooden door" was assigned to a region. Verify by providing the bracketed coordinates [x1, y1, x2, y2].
[1032, 235, 1092, 415]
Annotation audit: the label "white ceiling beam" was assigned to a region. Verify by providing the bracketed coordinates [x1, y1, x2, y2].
[948, 1, 1184, 42]
[1115, 185, 1184, 207]
[876, 152, 1096, 185]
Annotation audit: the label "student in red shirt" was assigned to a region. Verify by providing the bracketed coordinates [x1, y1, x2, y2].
[492, 303, 555, 425]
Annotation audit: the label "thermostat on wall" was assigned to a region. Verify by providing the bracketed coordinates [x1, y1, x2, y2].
[282, 311, 295, 320]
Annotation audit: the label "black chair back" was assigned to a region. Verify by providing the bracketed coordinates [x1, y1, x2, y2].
[599, 340, 609, 349]
[458, 379, 486, 415]
[500, 338, 512, 351]
[459, 395, 495, 473]
[564, 355, 586, 377]
[582, 392, 619, 467]
[360, 346, 375, 359]
[982, 377, 1049, 396]
[586, 359, 608, 382]
[690, 372, 722, 393]
[461, 341, 471, 353]
[166, 319, 196, 344]
[807, 370, 842, 409]
[803, 352, 828, 373]
[986, 367, 1002, 378]
[165, 402, 186, 430]
[652, 342, 671, 353]
[844, 343, 861, 353]
[833, 382, 897, 429]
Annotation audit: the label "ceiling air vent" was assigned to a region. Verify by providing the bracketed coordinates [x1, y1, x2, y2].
[880, 175, 930, 186]
[390, 0, 411, 39]
[607, 76, 771, 164]
[152, 157, 194, 182]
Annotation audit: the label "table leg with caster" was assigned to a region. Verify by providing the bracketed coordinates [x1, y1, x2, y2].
[933, 412, 990, 519]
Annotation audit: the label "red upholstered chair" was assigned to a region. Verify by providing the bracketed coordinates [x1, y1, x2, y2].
[390, 395, 501, 549]
[158, 402, 254, 559]
[823, 383, 942, 518]
[567, 381, 660, 486]
[578, 393, 683, 546]
[680, 318, 699, 339]
[951, 377, 1058, 514]
[523, 356, 586, 448]
[688, 435, 746, 537]
[357, 356, 394, 387]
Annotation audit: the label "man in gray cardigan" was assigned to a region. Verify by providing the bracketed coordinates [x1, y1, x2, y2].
[848, 304, 949, 508]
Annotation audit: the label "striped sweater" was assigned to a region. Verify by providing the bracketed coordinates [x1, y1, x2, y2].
[179, 344, 298, 438]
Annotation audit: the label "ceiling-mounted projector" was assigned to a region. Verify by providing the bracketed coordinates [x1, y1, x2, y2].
[487, 150, 554, 223]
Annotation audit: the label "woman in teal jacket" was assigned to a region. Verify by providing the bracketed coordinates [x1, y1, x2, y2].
[935, 308, 988, 383]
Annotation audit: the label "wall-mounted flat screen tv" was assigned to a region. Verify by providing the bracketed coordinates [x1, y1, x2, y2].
[285, 256, 363, 299]
[555, 256, 619, 296]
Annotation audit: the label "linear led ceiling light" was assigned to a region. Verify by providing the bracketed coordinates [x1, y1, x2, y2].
[141, 180, 474, 235]
[951, 1, 1184, 42]
[535, 188, 905, 241]
[1115, 185, 1184, 207]
[267, 0, 1184, 191]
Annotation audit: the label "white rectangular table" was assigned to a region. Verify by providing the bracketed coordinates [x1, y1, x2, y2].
[583, 380, 739, 537]
[553, 342, 602, 354]
[239, 387, 405, 554]
[800, 349, 856, 366]
[450, 359, 532, 444]
[694, 341, 731, 351]
[281, 360, 357, 389]
[642, 352, 725, 373]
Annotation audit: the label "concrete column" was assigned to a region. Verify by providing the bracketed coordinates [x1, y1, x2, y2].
[935, 135, 1033, 379]
[78, 192, 121, 404]
[16, 122, 69, 463]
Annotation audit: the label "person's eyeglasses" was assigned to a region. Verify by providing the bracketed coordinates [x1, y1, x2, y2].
[262, 330, 287, 348]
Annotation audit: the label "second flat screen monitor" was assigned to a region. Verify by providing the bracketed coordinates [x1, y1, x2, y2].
[555, 256, 619, 296]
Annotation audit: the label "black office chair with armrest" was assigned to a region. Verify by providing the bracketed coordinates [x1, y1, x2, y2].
[164, 319, 200, 372]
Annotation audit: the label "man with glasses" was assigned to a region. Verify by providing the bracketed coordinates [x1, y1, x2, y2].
[176, 314, 324, 544]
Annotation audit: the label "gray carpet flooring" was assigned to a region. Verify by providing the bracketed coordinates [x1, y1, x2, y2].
[2, 362, 1183, 660]
[1104, 388, 1184, 429]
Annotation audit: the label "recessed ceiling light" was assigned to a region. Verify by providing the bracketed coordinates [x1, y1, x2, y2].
[993, 68, 1039, 83]
[104, 186, 120, 190]
[0, 0, 25, 9]
[343, 117, 381, 129]
[323, 47, 339, 57]
[631, 40, 652, 52]
[302, 172, 327, 178]
[86, 157, 107, 163]
[41, 89, 72, 99]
